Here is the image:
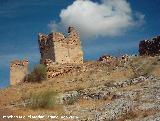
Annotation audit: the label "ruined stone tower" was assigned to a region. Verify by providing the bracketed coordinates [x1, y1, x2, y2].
[10, 60, 29, 85]
[139, 36, 160, 56]
[38, 26, 83, 64]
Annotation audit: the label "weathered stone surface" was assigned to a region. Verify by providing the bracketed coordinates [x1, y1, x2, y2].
[98, 54, 131, 68]
[139, 36, 160, 56]
[61, 76, 160, 120]
[44, 59, 82, 79]
[57, 91, 79, 104]
[64, 98, 133, 121]
[97, 98, 133, 120]
[98, 55, 115, 62]
[38, 26, 83, 64]
[137, 102, 160, 111]
[134, 112, 160, 121]
[10, 60, 29, 85]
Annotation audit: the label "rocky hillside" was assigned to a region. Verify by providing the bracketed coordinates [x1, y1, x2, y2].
[0, 55, 160, 121]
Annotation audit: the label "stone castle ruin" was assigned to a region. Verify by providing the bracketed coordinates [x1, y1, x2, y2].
[9, 25, 160, 85]
[139, 36, 160, 56]
[38, 26, 83, 64]
[38, 27, 84, 79]
[10, 27, 84, 84]
[10, 60, 29, 85]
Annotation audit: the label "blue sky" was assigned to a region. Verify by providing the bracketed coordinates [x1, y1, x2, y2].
[0, 0, 159, 88]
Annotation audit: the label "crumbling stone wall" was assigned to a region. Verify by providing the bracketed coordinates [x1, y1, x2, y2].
[38, 33, 56, 63]
[98, 54, 130, 66]
[10, 60, 29, 85]
[44, 54, 131, 79]
[38, 26, 83, 64]
[99, 55, 116, 63]
[44, 59, 81, 79]
[139, 36, 160, 56]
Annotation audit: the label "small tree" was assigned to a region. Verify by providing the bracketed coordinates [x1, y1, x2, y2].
[24, 64, 47, 83]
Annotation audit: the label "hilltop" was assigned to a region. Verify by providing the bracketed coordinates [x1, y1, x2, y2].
[0, 55, 160, 121]
[1, 27, 160, 120]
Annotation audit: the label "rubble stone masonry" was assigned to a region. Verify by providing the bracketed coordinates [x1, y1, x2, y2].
[38, 27, 83, 64]
[44, 59, 81, 79]
[139, 36, 160, 56]
[10, 60, 29, 85]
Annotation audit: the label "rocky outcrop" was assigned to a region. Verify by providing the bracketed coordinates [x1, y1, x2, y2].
[59, 76, 160, 120]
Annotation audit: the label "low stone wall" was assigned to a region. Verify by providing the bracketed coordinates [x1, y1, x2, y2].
[44, 54, 131, 79]
[98, 54, 130, 66]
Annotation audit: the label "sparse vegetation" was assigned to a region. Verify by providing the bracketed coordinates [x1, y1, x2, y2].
[130, 56, 156, 77]
[28, 90, 57, 109]
[1, 56, 160, 120]
[76, 86, 85, 92]
[24, 64, 47, 83]
[142, 64, 154, 76]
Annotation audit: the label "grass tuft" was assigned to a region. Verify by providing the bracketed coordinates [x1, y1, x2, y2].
[28, 90, 57, 109]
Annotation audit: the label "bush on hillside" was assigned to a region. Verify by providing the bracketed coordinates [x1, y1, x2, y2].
[24, 64, 47, 83]
[28, 90, 57, 109]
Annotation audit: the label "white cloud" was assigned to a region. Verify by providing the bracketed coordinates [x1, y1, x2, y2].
[49, 0, 145, 38]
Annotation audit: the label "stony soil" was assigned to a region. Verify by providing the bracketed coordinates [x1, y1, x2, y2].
[0, 56, 160, 121]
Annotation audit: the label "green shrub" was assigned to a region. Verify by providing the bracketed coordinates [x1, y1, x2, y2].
[28, 90, 57, 109]
[24, 64, 47, 83]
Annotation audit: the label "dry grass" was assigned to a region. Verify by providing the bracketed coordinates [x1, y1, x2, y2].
[130, 56, 160, 77]
[1, 56, 160, 120]
[75, 98, 111, 109]
[117, 110, 160, 121]
[151, 65, 160, 78]
[109, 68, 134, 81]
[28, 90, 58, 109]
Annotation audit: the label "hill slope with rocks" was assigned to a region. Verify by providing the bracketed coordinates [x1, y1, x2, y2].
[0, 55, 160, 121]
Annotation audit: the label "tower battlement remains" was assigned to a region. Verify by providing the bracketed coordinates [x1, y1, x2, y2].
[10, 60, 29, 85]
[38, 26, 83, 64]
[139, 36, 160, 56]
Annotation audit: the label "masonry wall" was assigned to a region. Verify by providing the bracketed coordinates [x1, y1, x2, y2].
[38, 26, 83, 64]
[38, 33, 56, 64]
[67, 27, 83, 63]
[10, 60, 29, 85]
[139, 36, 160, 56]
[44, 59, 81, 79]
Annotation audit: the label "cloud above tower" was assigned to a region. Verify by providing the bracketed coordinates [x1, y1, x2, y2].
[49, 0, 145, 38]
